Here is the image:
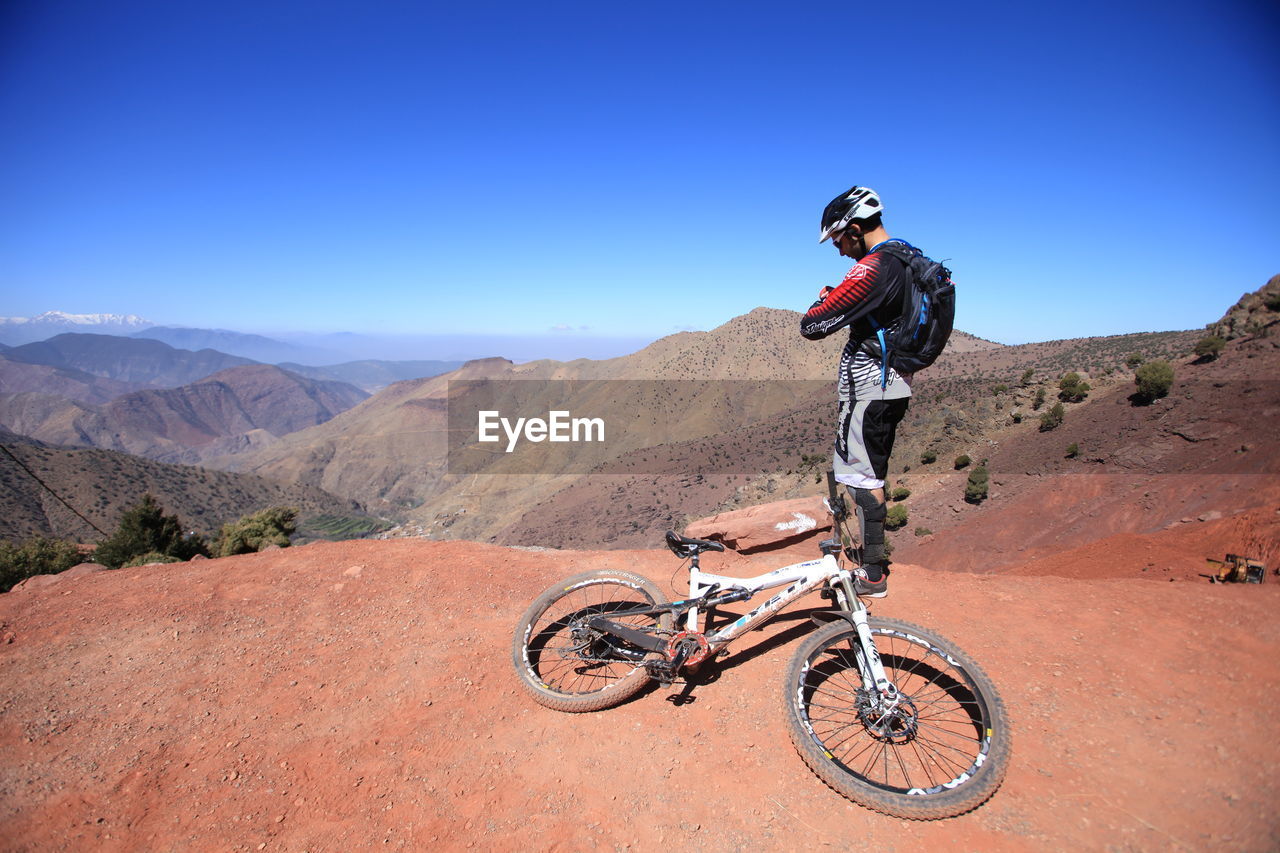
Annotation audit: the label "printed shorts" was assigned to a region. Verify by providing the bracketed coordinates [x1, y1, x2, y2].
[833, 397, 910, 490]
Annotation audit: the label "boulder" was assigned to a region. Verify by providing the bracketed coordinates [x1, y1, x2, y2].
[685, 496, 831, 552]
[9, 562, 104, 593]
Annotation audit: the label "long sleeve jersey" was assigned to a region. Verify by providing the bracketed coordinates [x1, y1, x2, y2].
[800, 241, 914, 401]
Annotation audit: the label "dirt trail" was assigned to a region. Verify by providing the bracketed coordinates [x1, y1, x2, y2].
[2, 535, 1278, 851]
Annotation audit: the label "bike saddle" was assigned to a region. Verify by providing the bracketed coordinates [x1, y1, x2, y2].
[665, 530, 726, 557]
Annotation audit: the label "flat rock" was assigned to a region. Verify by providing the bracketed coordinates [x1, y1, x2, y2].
[685, 496, 830, 552]
[9, 562, 104, 593]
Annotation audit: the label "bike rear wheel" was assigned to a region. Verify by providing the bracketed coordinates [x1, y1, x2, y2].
[784, 617, 1010, 819]
[513, 569, 671, 713]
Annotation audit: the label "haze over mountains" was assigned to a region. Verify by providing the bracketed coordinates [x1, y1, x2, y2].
[0, 312, 652, 365]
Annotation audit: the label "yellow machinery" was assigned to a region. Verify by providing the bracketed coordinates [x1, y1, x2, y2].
[1205, 554, 1266, 584]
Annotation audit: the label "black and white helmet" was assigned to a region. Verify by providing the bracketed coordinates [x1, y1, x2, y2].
[819, 185, 883, 243]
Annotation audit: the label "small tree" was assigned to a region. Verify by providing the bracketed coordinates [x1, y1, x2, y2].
[885, 504, 909, 530]
[0, 536, 82, 592]
[95, 494, 209, 569]
[1039, 402, 1065, 431]
[1134, 360, 1175, 403]
[1032, 387, 1046, 410]
[1058, 372, 1091, 402]
[954, 454, 971, 470]
[964, 465, 990, 504]
[1193, 336, 1225, 361]
[216, 507, 298, 557]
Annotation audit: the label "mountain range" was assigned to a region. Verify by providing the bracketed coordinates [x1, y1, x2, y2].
[3, 276, 1276, 557]
[0, 363, 369, 465]
[211, 302, 1221, 550]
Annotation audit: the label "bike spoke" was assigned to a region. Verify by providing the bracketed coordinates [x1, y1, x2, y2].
[794, 626, 996, 794]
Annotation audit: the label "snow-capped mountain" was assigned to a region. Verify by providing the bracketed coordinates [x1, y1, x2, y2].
[0, 311, 154, 345]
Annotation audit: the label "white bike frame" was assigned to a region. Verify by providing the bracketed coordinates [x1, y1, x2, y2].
[682, 553, 896, 698]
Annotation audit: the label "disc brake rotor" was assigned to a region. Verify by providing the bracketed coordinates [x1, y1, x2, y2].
[858, 692, 920, 744]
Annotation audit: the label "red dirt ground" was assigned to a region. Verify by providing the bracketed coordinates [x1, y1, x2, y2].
[3, 532, 1278, 851]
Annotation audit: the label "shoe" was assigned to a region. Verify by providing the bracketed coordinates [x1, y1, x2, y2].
[852, 566, 888, 598]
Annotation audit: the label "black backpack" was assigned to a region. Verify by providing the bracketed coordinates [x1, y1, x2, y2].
[863, 241, 955, 380]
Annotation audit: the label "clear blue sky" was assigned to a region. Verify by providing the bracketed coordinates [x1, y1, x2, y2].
[2, 0, 1277, 350]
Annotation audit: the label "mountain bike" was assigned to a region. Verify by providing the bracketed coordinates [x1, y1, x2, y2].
[511, 473, 1011, 820]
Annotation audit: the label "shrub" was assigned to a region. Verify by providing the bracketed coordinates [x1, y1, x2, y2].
[885, 504, 908, 530]
[1032, 387, 1046, 410]
[1058, 372, 1091, 402]
[216, 507, 298, 557]
[0, 536, 82, 592]
[1066, 442, 1079, 458]
[1020, 368, 1035, 386]
[1126, 353, 1144, 368]
[1265, 292, 1280, 312]
[121, 552, 183, 569]
[890, 487, 911, 501]
[1039, 402, 1065, 432]
[95, 494, 209, 570]
[1011, 410, 1023, 424]
[1134, 360, 1175, 402]
[1193, 336, 1225, 361]
[954, 454, 971, 470]
[920, 451, 937, 465]
[913, 527, 934, 537]
[993, 383, 1008, 396]
[964, 465, 989, 504]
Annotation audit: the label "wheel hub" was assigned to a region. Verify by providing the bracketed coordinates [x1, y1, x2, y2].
[858, 691, 920, 744]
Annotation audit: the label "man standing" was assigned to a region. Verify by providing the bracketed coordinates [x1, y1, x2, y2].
[800, 185, 917, 597]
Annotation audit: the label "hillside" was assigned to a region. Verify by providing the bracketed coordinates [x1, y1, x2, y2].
[217, 304, 1213, 548]
[1, 534, 1276, 850]
[0, 364, 368, 465]
[0, 438, 373, 543]
[0, 354, 142, 404]
[893, 331, 1280, 574]
[3, 333, 255, 387]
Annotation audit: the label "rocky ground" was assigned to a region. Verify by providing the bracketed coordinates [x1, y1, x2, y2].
[2, 532, 1278, 851]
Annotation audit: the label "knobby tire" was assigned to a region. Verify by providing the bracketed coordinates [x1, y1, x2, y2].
[512, 569, 671, 713]
[784, 617, 1010, 819]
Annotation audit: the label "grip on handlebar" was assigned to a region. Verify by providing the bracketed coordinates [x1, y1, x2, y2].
[826, 470, 848, 521]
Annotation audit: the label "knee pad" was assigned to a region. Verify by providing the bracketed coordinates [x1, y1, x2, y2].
[853, 487, 887, 523]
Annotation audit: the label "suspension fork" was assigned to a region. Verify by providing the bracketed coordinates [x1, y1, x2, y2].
[836, 578, 898, 704]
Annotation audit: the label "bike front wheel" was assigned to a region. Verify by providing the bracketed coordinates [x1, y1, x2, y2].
[784, 617, 1011, 820]
[512, 569, 672, 713]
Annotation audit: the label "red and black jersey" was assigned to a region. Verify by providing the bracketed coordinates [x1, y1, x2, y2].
[799, 246, 910, 343]
[801, 241, 915, 401]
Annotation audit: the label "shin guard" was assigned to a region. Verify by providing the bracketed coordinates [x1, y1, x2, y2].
[853, 488, 888, 573]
